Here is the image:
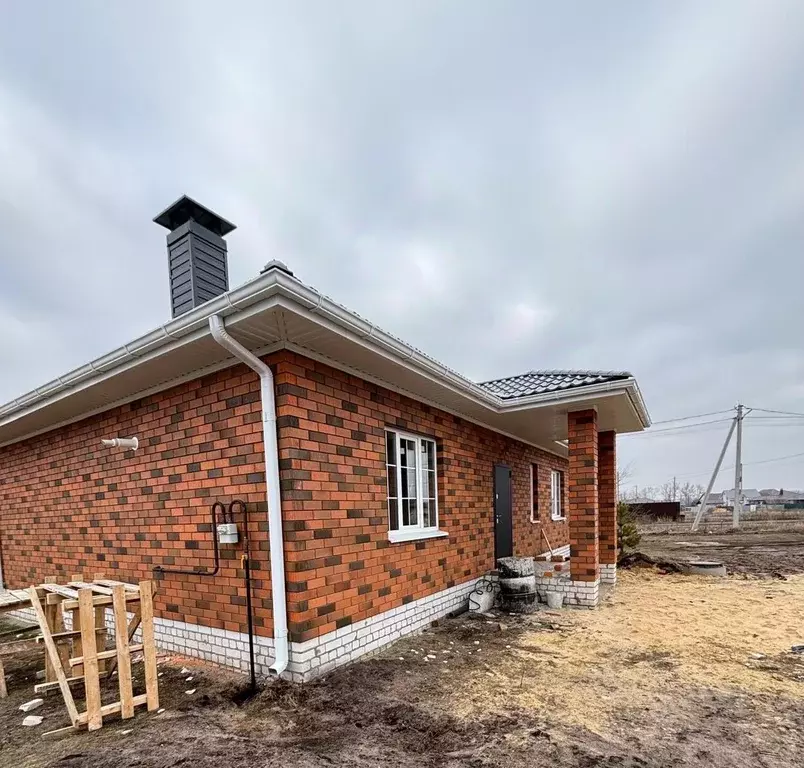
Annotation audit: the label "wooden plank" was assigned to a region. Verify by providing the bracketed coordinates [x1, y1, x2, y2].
[33, 670, 109, 694]
[44, 578, 58, 684]
[53, 591, 69, 677]
[79, 588, 102, 731]
[95, 604, 107, 674]
[69, 644, 143, 666]
[0, 658, 7, 699]
[112, 585, 134, 719]
[105, 603, 142, 677]
[41, 584, 80, 600]
[42, 724, 81, 740]
[70, 609, 83, 677]
[140, 580, 159, 712]
[35, 628, 107, 643]
[76, 694, 148, 725]
[94, 579, 140, 592]
[70, 575, 83, 679]
[0, 639, 36, 655]
[28, 588, 80, 726]
[68, 581, 115, 596]
[0, 589, 31, 611]
[61, 592, 140, 611]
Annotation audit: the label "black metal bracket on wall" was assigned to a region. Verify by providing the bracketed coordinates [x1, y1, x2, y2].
[151, 498, 257, 694]
[153, 501, 225, 578]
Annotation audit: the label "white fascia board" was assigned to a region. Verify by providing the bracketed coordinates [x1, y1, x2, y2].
[494, 378, 651, 428]
[0, 268, 649, 444]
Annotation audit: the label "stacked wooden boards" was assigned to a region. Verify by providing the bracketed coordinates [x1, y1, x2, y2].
[26, 577, 159, 735]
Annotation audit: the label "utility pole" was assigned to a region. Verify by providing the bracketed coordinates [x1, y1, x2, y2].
[691, 417, 737, 531]
[733, 403, 744, 527]
[672, 476, 677, 502]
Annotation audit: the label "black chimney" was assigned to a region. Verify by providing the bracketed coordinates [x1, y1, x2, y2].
[153, 195, 236, 318]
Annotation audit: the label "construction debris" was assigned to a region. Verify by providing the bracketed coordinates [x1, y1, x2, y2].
[22, 715, 44, 727]
[19, 698, 44, 712]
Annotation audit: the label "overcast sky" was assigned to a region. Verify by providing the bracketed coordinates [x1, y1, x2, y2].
[1, 1, 803, 493]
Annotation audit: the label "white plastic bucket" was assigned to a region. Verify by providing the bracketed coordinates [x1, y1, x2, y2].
[546, 592, 564, 609]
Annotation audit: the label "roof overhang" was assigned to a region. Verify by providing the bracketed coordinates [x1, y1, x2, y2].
[0, 270, 651, 451]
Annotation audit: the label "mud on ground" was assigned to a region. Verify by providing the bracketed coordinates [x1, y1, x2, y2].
[638, 528, 804, 577]
[2, 566, 803, 768]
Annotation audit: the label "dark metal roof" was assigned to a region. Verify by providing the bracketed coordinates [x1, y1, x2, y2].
[153, 195, 236, 237]
[477, 370, 631, 400]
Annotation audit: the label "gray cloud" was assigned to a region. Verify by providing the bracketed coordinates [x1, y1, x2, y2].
[1, 0, 803, 491]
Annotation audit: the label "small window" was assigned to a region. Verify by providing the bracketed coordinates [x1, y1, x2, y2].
[530, 464, 539, 523]
[386, 429, 441, 541]
[550, 469, 565, 520]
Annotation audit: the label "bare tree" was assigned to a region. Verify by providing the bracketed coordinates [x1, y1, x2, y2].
[678, 482, 705, 507]
[616, 461, 635, 499]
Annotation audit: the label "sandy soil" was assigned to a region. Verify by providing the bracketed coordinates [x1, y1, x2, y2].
[638, 529, 804, 576]
[2, 567, 803, 767]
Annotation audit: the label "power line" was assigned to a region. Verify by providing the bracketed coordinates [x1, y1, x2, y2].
[746, 406, 804, 418]
[623, 417, 734, 436]
[744, 450, 804, 467]
[649, 409, 734, 425]
[662, 448, 804, 480]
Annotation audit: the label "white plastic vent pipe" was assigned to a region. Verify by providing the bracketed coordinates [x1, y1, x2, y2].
[101, 437, 139, 451]
[208, 314, 289, 676]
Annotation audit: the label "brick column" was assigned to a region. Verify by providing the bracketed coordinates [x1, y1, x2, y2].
[567, 410, 599, 605]
[598, 430, 617, 584]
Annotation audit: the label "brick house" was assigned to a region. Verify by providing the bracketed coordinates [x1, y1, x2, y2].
[0, 197, 650, 681]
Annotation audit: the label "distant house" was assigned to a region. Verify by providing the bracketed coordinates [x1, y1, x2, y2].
[722, 488, 762, 507]
[756, 489, 804, 507]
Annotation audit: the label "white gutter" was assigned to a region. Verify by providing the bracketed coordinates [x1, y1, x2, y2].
[208, 314, 289, 676]
[0, 267, 651, 437]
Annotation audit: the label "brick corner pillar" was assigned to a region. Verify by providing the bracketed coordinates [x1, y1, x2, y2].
[598, 430, 617, 585]
[567, 409, 599, 605]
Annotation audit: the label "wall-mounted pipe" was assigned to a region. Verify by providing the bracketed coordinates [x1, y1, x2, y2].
[208, 314, 289, 677]
[153, 501, 223, 577]
[101, 437, 139, 451]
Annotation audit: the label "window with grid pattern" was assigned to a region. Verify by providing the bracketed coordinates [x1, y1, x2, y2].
[550, 469, 565, 520]
[386, 429, 439, 535]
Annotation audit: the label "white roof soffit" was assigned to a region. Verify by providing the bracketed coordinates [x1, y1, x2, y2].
[0, 269, 650, 448]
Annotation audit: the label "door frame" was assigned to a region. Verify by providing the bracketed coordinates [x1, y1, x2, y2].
[493, 463, 513, 561]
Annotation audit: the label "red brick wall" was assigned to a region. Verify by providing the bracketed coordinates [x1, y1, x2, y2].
[0, 349, 568, 644]
[0, 365, 273, 636]
[272, 351, 568, 642]
[598, 430, 617, 565]
[567, 409, 599, 581]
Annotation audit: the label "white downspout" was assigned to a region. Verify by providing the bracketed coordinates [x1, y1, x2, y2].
[208, 314, 289, 676]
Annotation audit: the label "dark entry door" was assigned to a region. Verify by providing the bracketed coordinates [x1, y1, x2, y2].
[494, 464, 513, 561]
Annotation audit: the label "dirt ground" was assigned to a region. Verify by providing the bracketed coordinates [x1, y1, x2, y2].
[638, 528, 804, 577]
[2, 537, 803, 767]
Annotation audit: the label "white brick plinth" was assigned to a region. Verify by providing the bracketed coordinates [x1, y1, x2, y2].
[3, 578, 483, 683]
[287, 576, 481, 681]
[599, 564, 617, 584]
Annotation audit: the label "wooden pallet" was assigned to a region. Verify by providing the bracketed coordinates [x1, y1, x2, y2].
[0, 588, 31, 614]
[28, 577, 159, 734]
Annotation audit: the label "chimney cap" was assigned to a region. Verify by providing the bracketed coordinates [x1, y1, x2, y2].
[153, 195, 236, 237]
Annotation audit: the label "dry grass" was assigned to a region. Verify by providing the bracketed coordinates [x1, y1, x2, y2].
[440, 570, 804, 732]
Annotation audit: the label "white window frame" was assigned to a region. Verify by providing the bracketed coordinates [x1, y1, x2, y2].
[530, 464, 539, 523]
[550, 469, 565, 521]
[385, 428, 447, 543]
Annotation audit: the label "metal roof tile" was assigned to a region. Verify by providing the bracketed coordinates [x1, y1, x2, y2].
[476, 369, 631, 399]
